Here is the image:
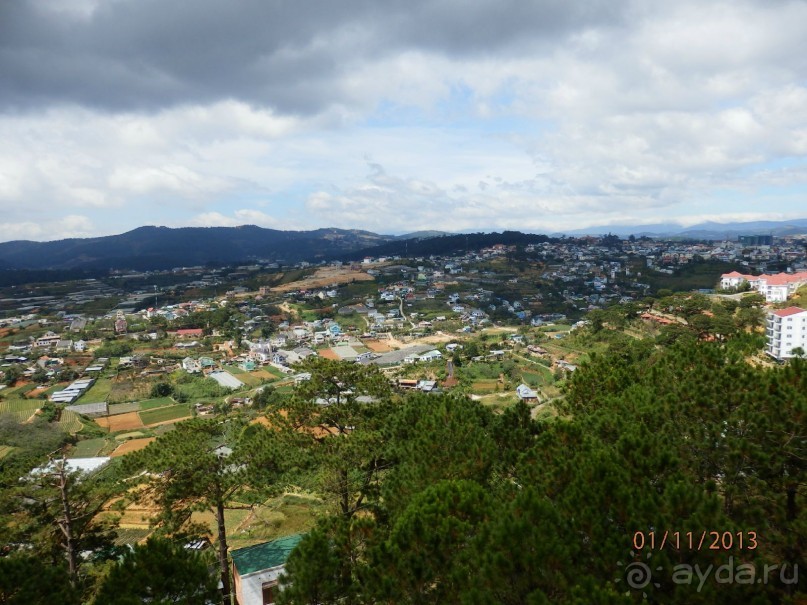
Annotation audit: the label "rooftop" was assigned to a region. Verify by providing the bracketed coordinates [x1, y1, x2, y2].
[231, 534, 304, 576]
[771, 306, 807, 318]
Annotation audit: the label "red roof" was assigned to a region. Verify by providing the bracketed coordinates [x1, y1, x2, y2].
[176, 328, 203, 335]
[771, 307, 807, 318]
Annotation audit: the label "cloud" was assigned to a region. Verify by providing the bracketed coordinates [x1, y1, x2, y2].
[0, 215, 94, 242]
[2, 0, 807, 240]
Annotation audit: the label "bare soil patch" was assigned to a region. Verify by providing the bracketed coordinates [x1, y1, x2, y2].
[364, 339, 392, 353]
[110, 437, 155, 457]
[270, 267, 374, 293]
[95, 412, 145, 432]
[317, 348, 341, 360]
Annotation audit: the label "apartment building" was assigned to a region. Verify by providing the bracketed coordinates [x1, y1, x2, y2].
[766, 307, 807, 360]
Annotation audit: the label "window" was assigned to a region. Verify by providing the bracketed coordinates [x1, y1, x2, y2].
[262, 581, 278, 605]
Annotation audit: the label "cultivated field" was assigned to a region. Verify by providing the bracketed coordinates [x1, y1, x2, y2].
[139, 404, 192, 426]
[70, 438, 107, 458]
[0, 399, 40, 422]
[95, 411, 145, 432]
[110, 437, 155, 457]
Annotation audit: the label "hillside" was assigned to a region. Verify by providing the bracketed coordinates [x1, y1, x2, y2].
[0, 226, 399, 271]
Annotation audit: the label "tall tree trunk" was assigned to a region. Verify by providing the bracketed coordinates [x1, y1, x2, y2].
[57, 461, 78, 585]
[216, 499, 231, 605]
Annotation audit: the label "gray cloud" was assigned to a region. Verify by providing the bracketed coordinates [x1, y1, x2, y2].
[0, 0, 626, 114]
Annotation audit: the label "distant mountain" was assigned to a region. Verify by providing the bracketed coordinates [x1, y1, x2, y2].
[0, 226, 401, 271]
[558, 218, 807, 239]
[392, 230, 453, 240]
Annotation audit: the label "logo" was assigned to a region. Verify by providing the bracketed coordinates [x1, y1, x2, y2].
[616, 551, 661, 598]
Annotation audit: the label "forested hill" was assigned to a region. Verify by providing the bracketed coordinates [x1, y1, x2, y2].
[0, 225, 399, 270]
[344, 230, 560, 260]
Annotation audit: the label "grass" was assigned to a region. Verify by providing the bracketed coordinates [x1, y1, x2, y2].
[0, 445, 16, 460]
[108, 401, 142, 415]
[477, 392, 520, 410]
[70, 437, 108, 458]
[78, 378, 113, 402]
[470, 380, 501, 394]
[139, 397, 176, 410]
[116, 431, 146, 441]
[227, 493, 326, 549]
[139, 404, 192, 426]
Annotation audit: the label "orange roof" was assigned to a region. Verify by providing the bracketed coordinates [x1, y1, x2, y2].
[771, 307, 807, 318]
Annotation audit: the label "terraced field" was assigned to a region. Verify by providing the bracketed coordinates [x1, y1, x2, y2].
[0, 399, 40, 422]
[0, 400, 84, 433]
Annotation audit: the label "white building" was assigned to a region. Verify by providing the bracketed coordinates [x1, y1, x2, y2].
[720, 271, 807, 302]
[766, 307, 807, 360]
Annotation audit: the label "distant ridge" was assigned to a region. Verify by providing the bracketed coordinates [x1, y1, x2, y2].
[0, 225, 402, 271]
[556, 218, 807, 239]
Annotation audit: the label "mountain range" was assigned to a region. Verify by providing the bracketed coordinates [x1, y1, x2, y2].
[0, 218, 805, 271]
[556, 218, 807, 239]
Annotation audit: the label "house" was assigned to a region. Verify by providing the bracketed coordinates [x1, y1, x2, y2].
[231, 534, 304, 605]
[175, 328, 204, 339]
[766, 307, 807, 360]
[35, 331, 61, 348]
[516, 384, 539, 402]
[419, 350, 442, 362]
[182, 357, 202, 373]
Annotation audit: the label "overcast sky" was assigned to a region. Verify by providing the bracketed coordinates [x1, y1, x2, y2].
[2, 0, 807, 241]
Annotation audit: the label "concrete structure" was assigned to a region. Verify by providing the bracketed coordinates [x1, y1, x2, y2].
[231, 534, 303, 605]
[766, 307, 807, 360]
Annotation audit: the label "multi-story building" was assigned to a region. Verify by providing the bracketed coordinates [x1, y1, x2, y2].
[721, 271, 807, 302]
[766, 307, 807, 360]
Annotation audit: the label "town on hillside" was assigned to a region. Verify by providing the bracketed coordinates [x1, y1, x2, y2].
[1, 231, 806, 604]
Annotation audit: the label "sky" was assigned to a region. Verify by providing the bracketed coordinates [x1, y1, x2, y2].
[2, 0, 807, 242]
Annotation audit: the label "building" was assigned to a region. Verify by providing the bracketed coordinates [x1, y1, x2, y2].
[231, 534, 304, 605]
[766, 307, 807, 360]
[738, 234, 773, 246]
[516, 383, 539, 402]
[720, 271, 807, 302]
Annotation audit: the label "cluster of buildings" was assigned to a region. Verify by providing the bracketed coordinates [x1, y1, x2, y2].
[720, 271, 807, 302]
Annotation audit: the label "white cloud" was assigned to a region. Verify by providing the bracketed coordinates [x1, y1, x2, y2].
[0, 215, 94, 242]
[2, 0, 807, 241]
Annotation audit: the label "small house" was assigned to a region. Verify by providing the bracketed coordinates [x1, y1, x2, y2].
[231, 534, 304, 605]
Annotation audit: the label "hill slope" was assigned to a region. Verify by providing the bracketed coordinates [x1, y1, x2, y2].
[0, 226, 398, 270]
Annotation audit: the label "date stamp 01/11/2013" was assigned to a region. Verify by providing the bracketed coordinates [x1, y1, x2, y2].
[632, 530, 758, 551]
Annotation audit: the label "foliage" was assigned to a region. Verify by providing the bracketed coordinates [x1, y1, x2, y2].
[0, 554, 80, 605]
[91, 537, 219, 605]
[279, 341, 807, 604]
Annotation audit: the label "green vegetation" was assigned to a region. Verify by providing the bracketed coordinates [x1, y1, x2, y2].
[138, 397, 176, 410]
[138, 404, 192, 425]
[69, 438, 107, 458]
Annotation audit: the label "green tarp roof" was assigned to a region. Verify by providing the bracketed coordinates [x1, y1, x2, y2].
[231, 534, 304, 576]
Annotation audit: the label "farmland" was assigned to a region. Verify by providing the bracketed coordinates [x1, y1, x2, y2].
[138, 404, 192, 426]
